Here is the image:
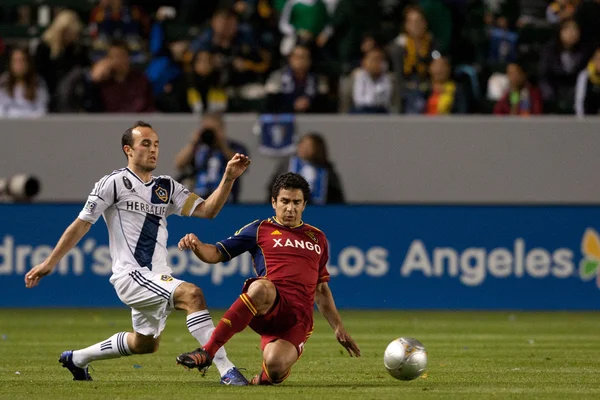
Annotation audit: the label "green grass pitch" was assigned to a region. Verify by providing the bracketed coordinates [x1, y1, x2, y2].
[1, 310, 599, 399]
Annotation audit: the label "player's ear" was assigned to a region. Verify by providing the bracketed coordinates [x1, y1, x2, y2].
[271, 197, 276, 209]
[302, 201, 307, 211]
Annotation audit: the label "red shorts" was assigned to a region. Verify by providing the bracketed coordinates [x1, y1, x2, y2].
[242, 278, 313, 356]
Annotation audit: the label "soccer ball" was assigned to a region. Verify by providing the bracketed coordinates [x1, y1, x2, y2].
[383, 337, 428, 380]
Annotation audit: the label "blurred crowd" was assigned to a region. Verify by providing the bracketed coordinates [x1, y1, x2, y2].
[0, 0, 599, 118]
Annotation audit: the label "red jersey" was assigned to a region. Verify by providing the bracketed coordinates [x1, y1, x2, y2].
[216, 217, 330, 313]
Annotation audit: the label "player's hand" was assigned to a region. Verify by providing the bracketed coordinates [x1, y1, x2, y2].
[25, 263, 54, 288]
[178, 233, 202, 251]
[335, 327, 361, 357]
[224, 153, 251, 180]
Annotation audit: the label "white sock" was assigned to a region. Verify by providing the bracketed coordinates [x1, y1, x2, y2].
[186, 310, 235, 376]
[72, 332, 132, 367]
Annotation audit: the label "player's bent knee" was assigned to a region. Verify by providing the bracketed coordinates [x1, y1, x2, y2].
[247, 280, 276, 314]
[174, 283, 206, 311]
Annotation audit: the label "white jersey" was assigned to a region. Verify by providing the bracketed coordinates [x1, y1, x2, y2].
[78, 167, 203, 279]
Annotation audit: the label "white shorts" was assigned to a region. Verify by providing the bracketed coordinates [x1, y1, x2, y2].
[112, 269, 184, 338]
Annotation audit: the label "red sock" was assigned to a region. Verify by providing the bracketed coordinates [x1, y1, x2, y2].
[204, 293, 257, 358]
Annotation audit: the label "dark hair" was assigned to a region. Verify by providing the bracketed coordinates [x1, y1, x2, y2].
[271, 172, 311, 203]
[122, 121, 153, 159]
[213, 7, 237, 19]
[300, 132, 330, 167]
[3, 47, 38, 102]
[109, 39, 130, 53]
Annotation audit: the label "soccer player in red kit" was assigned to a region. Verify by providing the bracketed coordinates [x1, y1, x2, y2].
[175, 172, 360, 384]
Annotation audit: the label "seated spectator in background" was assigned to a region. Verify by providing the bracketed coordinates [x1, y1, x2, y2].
[331, 0, 383, 74]
[518, 0, 551, 26]
[89, 0, 150, 64]
[487, 14, 518, 65]
[278, 0, 333, 55]
[175, 112, 247, 203]
[267, 132, 345, 205]
[230, 0, 280, 56]
[494, 61, 543, 115]
[539, 18, 590, 112]
[145, 7, 186, 99]
[0, 48, 48, 118]
[387, 5, 437, 114]
[351, 47, 397, 114]
[266, 44, 327, 113]
[35, 9, 89, 112]
[190, 8, 270, 88]
[425, 56, 468, 115]
[575, 0, 600, 47]
[158, 51, 227, 113]
[547, 0, 579, 24]
[575, 46, 600, 116]
[87, 40, 155, 112]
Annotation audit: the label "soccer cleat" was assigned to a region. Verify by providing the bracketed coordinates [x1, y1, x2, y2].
[59, 350, 92, 381]
[176, 348, 212, 374]
[220, 367, 249, 386]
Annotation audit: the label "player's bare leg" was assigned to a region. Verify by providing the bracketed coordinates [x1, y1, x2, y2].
[250, 339, 298, 385]
[176, 279, 276, 374]
[173, 282, 246, 385]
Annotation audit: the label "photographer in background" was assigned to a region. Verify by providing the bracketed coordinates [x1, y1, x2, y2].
[175, 112, 248, 203]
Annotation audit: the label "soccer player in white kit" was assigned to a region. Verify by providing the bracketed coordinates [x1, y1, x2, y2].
[24, 121, 251, 385]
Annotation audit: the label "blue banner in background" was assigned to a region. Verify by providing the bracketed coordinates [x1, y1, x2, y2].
[1, 204, 600, 310]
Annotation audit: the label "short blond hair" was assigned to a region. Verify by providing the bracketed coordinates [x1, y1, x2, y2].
[42, 10, 83, 58]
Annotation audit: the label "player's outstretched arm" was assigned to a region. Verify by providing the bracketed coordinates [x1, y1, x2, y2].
[315, 282, 361, 357]
[178, 233, 226, 264]
[191, 153, 251, 219]
[25, 218, 92, 288]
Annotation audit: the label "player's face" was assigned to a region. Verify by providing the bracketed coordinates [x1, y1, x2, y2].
[126, 127, 159, 172]
[272, 188, 307, 227]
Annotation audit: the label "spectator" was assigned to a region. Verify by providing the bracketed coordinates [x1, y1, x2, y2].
[547, 0, 579, 24]
[145, 7, 186, 98]
[539, 18, 590, 112]
[518, 0, 551, 26]
[574, 0, 600, 47]
[265, 44, 327, 113]
[158, 51, 227, 113]
[350, 47, 397, 113]
[387, 5, 438, 114]
[425, 56, 468, 115]
[331, 0, 383, 74]
[89, 0, 150, 64]
[189, 8, 270, 88]
[267, 132, 345, 205]
[575, 46, 600, 116]
[87, 40, 155, 113]
[494, 62, 543, 115]
[174, 113, 248, 203]
[35, 9, 89, 111]
[0, 48, 49, 118]
[278, 0, 333, 55]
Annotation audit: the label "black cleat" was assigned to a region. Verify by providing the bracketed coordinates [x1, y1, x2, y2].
[59, 350, 92, 381]
[176, 348, 212, 375]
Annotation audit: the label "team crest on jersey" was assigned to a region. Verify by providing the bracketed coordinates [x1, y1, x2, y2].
[155, 186, 169, 203]
[306, 231, 318, 243]
[122, 176, 132, 190]
[160, 275, 173, 282]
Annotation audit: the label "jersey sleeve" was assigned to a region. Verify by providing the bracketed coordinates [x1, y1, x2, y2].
[169, 178, 204, 217]
[78, 174, 118, 224]
[318, 236, 331, 283]
[216, 220, 261, 261]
